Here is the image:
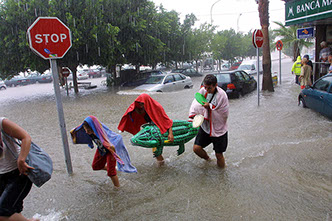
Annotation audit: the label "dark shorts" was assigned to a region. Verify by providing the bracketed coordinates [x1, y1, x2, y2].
[194, 128, 228, 153]
[0, 169, 32, 217]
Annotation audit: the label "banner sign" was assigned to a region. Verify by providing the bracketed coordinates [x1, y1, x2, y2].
[285, 0, 332, 26]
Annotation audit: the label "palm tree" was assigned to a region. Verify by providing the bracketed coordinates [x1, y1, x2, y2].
[258, 0, 274, 92]
[272, 21, 313, 61]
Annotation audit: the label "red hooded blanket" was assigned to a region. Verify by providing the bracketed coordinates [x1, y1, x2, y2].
[118, 94, 173, 135]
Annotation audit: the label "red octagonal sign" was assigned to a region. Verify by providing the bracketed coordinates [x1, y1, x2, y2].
[252, 29, 263, 48]
[27, 17, 72, 60]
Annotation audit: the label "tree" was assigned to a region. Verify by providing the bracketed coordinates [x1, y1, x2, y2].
[272, 21, 313, 61]
[257, 0, 274, 92]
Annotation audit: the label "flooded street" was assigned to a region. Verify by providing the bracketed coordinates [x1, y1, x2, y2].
[0, 58, 331, 221]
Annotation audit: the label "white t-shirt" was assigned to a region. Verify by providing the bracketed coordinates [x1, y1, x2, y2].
[0, 117, 19, 174]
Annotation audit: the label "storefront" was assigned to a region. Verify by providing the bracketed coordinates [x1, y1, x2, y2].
[283, 0, 332, 79]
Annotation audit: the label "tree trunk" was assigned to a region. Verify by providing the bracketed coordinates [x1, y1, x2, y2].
[258, 0, 274, 92]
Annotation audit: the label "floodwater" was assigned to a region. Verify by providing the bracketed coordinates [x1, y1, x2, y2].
[0, 58, 331, 221]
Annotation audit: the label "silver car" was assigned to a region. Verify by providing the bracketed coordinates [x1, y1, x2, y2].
[134, 73, 193, 92]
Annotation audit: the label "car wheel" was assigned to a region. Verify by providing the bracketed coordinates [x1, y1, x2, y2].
[157, 90, 162, 92]
[0, 86, 6, 90]
[299, 97, 307, 108]
[184, 85, 190, 89]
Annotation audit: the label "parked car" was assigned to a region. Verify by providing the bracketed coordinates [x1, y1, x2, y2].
[229, 61, 242, 70]
[121, 70, 166, 87]
[67, 69, 89, 80]
[238, 60, 263, 75]
[4, 75, 31, 87]
[202, 70, 257, 98]
[298, 74, 332, 119]
[0, 79, 7, 90]
[134, 73, 193, 92]
[87, 69, 102, 78]
[26, 71, 53, 83]
[171, 68, 202, 77]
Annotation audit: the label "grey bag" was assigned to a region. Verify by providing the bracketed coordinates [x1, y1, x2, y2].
[2, 130, 53, 187]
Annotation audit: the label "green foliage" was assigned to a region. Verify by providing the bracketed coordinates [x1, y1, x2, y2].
[0, 0, 271, 80]
[271, 21, 313, 61]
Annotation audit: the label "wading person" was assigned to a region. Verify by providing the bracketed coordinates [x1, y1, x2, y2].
[189, 74, 229, 168]
[118, 93, 174, 166]
[291, 56, 302, 85]
[0, 117, 39, 221]
[299, 57, 312, 89]
[70, 116, 137, 187]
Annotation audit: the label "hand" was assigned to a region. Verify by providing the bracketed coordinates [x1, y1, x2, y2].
[168, 133, 174, 142]
[17, 159, 34, 176]
[202, 102, 210, 109]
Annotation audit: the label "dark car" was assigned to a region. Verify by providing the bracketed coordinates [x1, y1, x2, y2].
[298, 74, 332, 119]
[4, 75, 31, 87]
[171, 68, 203, 77]
[201, 70, 257, 98]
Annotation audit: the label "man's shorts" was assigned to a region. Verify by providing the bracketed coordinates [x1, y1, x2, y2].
[194, 128, 228, 153]
[0, 169, 32, 217]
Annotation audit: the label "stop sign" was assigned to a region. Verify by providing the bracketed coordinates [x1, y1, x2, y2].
[252, 29, 263, 48]
[62, 67, 71, 78]
[27, 17, 72, 59]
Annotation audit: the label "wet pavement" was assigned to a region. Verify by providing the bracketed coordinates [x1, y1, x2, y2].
[0, 57, 331, 220]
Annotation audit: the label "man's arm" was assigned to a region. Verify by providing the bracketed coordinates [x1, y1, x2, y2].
[2, 118, 34, 175]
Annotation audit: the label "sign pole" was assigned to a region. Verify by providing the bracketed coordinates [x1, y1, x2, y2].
[279, 50, 282, 85]
[50, 59, 73, 174]
[256, 48, 260, 106]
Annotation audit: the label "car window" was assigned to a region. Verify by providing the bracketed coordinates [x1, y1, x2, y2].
[235, 72, 245, 81]
[313, 76, 332, 92]
[179, 74, 186, 80]
[173, 74, 183, 81]
[164, 75, 174, 83]
[215, 74, 231, 83]
[145, 76, 165, 84]
[241, 71, 250, 80]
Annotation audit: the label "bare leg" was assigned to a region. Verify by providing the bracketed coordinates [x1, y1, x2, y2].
[216, 152, 226, 168]
[193, 144, 211, 161]
[110, 175, 120, 187]
[156, 155, 165, 166]
[0, 213, 40, 221]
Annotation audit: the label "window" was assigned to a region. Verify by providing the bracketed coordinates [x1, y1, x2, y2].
[235, 72, 245, 81]
[313, 76, 332, 92]
[164, 75, 174, 83]
[241, 71, 250, 81]
[173, 74, 182, 81]
[215, 74, 231, 83]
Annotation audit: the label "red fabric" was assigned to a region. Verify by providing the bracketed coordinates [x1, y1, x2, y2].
[118, 93, 173, 135]
[92, 149, 117, 177]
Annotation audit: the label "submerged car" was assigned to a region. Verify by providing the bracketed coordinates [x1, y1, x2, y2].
[298, 74, 332, 119]
[134, 73, 193, 92]
[4, 75, 31, 87]
[26, 71, 53, 83]
[171, 68, 203, 77]
[202, 70, 257, 98]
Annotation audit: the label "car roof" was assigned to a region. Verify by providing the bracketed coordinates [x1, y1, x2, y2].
[214, 70, 239, 74]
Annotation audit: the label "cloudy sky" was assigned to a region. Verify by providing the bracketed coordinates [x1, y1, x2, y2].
[152, 0, 286, 33]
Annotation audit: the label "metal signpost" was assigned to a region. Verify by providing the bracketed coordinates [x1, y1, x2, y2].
[62, 67, 71, 96]
[276, 40, 283, 85]
[252, 29, 263, 106]
[27, 17, 73, 174]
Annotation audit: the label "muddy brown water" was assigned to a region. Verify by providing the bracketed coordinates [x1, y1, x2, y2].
[0, 58, 331, 220]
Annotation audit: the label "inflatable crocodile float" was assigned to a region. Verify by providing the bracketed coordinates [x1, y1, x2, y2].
[130, 120, 199, 157]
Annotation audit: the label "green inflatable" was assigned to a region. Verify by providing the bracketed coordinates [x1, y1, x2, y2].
[130, 120, 199, 157]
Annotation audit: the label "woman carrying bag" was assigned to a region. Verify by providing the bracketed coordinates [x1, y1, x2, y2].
[0, 117, 39, 221]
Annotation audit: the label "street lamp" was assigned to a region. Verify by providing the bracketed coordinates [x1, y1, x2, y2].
[210, 0, 221, 24]
[237, 13, 242, 32]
